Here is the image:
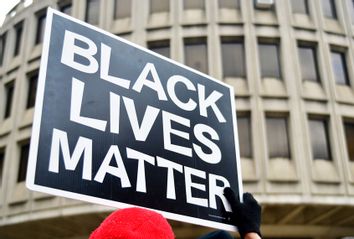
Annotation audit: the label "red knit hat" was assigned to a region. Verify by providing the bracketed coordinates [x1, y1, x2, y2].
[89, 207, 175, 239]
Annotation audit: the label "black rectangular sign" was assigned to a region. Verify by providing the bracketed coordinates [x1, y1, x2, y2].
[27, 8, 243, 231]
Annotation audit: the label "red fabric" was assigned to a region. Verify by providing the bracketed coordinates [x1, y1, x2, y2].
[89, 207, 175, 239]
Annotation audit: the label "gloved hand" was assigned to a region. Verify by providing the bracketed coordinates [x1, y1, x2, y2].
[224, 187, 261, 239]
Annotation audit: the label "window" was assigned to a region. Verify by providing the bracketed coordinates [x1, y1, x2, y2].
[183, 0, 205, 10]
[184, 38, 208, 74]
[258, 42, 282, 79]
[148, 40, 170, 58]
[331, 50, 350, 85]
[150, 0, 169, 13]
[351, 0, 354, 24]
[221, 38, 245, 78]
[17, 143, 30, 182]
[4, 81, 14, 119]
[60, 3, 72, 15]
[14, 22, 23, 56]
[85, 0, 100, 25]
[322, 0, 337, 19]
[344, 122, 354, 162]
[298, 44, 320, 82]
[237, 114, 252, 158]
[35, 13, 46, 44]
[291, 0, 309, 14]
[0, 149, 4, 187]
[26, 72, 38, 109]
[0, 33, 6, 66]
[266, 116, 291, 158]
[114, 0, 131, 19]
[309, 118, 332, 160]
[219, 0, 240, 9]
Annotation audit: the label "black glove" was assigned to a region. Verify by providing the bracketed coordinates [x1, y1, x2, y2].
[224, 187, 261, 239]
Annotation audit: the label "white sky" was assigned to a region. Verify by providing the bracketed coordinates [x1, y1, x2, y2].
[0, 0, 22, 26]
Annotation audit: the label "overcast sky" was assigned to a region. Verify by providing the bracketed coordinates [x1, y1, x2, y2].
[0, 0, 22, 26]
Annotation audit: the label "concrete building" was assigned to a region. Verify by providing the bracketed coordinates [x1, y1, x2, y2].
[1, 0, 354, 238]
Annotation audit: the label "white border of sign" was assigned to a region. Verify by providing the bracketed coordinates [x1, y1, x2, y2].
[26, 7, 243, 232]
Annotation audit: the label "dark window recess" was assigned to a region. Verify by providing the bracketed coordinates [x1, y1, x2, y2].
[237, 114, 252, 158]
[0, 33, 6, 66]
[184, 38, 208, 74]
[150, 0, 169, 13]
[259, 42, 282, 79]
[219, 0, 240, 9]
[0, 149, 5, 186]
[114, 0, 132, 19]
[85, 0, 100, 25]
[291, 0, 309, 14]
[60, 3, 72, 15]
[344, 122, 354, 162]
[298, 45, 320, 82]
[4, 81, 15, 119]
[331, 50, 350, 85]
[35, 13, 46, 44]
[221, 39, 246, 78]
[17, 143, 30, 182]
[14, 22, 23, 56]
[266, 117, 291, 159]
[148, 40, 170, 58]
[322, 0, 337, 19]
[309, 118, 332, 160]
[183, 0, 205, 10]
[27, 73, 38, 109]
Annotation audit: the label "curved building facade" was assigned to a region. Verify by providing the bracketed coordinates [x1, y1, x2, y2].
[1, 0, 354, 238]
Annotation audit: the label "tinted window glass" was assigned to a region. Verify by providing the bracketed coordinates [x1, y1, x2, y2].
[86, 0, 100, 24]
[298, 45, 320, 82]
[148, 40, 170, 58]
[291, 0, 309, 14]
[266, 117, 291, 158]
[237, 115, 252, 158]
[114, 0, 131, 19]
[344, 122, 354, 162]
[184, 38, 208, 74]
[259, 43, 281, 78]
[331, 50, 350, 85]
[309, 119, 332, 160]
[150, 0, 169, 13]
[221, 40, 245, 78]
